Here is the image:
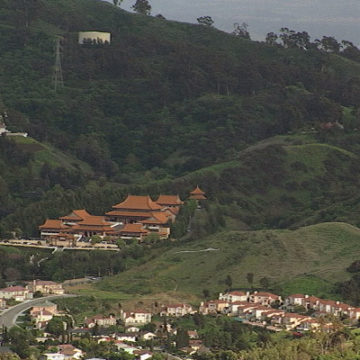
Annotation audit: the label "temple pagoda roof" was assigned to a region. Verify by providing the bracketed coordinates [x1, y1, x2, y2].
[59, 209, 91, 221]
[156, 195, 183, 206]
[120, 223, 149, 234]
[190, 186, 205, 195]
[39, 219, 69, 230]
[112, 195, 162, 211]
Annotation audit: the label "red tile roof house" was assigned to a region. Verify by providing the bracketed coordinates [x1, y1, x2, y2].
[236, 304, 261, 318]
[250, 291, 282, 306]
[121, 310, 152, 325]
[285, 294, 307, 307]
[0, 286, 33, 301]
[349, 307, 360, 320]
[296, 318, 322, 332]
[228, 301, 251, 315]
[199, 300, 229, 315]
[219, 291, 249, 303]
[160, 303, 194, 317]
[85, 314, 117, 328]
[27, 280, 65, 295]
[281, 313, 312, 330]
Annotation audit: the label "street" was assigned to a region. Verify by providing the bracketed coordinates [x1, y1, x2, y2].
[0, 294, 76, 329]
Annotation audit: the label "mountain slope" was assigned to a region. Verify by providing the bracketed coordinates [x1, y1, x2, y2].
[91, 222, 360, 300]
[1, 0, 360, 236]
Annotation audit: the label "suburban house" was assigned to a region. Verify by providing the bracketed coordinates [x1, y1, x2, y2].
[160, 303, 194, 317]
[30, 301, 60, 329]
[28, 280, 65, 295]
[285, 294, 306, 307]
[281, 313, 312, 330]
[85, 315, 117, 328]
[199, 300, 229, 314]
[219, 291, 249, 303]
[133, 350, 153, 360]
[250, 291, 282, 305]
[0, 286, 33, 301]
[121, 310, 152, 325]
[58, 344, 83, 360]
[116, 333, 138, 342]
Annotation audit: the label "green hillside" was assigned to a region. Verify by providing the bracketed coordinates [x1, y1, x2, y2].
[1, 0, 360, 235]
[88, 222, 360, 301]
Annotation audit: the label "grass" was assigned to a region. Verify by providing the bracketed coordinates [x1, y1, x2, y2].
[12, 136, 92, 174]
[71, 222, 360, 305]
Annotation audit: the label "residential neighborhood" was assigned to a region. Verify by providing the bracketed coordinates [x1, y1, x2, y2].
[2, 283, 359, 360]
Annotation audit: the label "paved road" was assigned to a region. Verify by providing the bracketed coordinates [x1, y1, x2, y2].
[0, 294, 77, 329]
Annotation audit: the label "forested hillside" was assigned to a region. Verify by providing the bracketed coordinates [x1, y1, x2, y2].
[1, 0, 360, 236]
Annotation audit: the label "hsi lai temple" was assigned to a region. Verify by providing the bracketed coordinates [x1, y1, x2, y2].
[39, 187, 205, 245]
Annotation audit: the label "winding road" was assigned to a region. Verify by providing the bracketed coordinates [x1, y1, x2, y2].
[0, 294, 77, 329]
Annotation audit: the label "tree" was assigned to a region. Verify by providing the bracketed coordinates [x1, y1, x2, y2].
[132, 0, 151, 15]
[197, 16, 214, 27]
[265, 32, 278, 45]
[45, 317, 65, 337]
[113, 0, 124, 6]
[232, 23, 250, 39]
[176, 327, 189, 348]
[203, 289, 210, 299]
[225, 275, 232, 290]
[91, 235, 102, 245]
[246, 272, 254, 287]
[259, 276, 270, 290]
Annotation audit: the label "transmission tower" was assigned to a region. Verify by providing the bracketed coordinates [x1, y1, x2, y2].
[53, 36, 64, 92]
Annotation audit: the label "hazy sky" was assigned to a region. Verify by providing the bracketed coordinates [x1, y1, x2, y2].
[104, 0, 360, 46]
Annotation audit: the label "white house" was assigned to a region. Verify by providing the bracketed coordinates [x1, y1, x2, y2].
[160, 303, 193, 317]
[121, 310, 152, 325]
[219, 291, 249, 303]
[0, 286, 33, 301]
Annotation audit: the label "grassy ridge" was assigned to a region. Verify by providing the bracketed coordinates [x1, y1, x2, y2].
[85, 222, 360, 302]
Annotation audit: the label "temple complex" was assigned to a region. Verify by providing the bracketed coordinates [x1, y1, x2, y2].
[39, 188, 205, 244]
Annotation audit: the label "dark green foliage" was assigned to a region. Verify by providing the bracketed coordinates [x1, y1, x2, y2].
[1, 0, 360, 238]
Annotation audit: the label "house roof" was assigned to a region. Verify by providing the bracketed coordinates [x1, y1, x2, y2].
[252, 292, 280, 299]
[59, 209, 91, 221]
[0, 286, 26, 292]
[120, 223, 148, 234]
[189, 194, 207, 200]
[113, 195, 162, 211]
[156, 195, 183, 206]
[39, 219, 69, 230]
[33, 280, 59, 286]
[288, 294, 305, 299]
[228, 291, 247, 296]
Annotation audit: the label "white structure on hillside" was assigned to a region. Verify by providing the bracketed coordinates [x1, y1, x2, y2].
[78, 31, 111, 45]
[0, 112, 28, 137]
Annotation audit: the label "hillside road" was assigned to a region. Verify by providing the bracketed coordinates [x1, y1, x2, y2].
[0, 294, 76, 329]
